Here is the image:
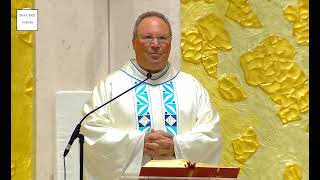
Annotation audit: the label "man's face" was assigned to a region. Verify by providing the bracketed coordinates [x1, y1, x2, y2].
[132, 16, 171, 73]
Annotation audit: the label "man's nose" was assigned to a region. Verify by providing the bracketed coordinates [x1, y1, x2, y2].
[150, 38, 160, 46]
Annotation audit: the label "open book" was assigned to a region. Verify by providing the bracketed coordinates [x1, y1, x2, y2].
[139, 159, 240, 178]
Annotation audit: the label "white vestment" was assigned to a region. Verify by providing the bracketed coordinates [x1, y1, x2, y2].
[80, 59, 222, 180]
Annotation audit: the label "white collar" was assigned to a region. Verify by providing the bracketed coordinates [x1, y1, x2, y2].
[130, 59, 169, 80]
[120, 59, 179, 86]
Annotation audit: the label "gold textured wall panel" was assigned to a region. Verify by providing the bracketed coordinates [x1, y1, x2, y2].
[11, 0, 34, 179]
[181, 0, 308, 179]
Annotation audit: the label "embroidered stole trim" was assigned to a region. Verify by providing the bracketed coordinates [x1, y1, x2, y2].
[161, 81, 178, 136]
[133, 80, 178, 136]
[133, 81, 152, 133]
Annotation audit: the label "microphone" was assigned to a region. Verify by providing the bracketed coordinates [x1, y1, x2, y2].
[63, 72, 152, 157]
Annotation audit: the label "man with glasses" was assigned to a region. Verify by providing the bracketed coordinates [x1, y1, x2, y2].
[81, 11, 222, 180]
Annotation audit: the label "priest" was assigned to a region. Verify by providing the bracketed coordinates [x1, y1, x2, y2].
[80, 11, 222, 180]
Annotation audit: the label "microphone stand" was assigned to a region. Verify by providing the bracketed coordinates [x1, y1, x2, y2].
[78, 134, 84, 180]
[63, 73, 152, 180]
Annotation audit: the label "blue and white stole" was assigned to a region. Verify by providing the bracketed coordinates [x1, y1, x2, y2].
[133, 80, 178, 136]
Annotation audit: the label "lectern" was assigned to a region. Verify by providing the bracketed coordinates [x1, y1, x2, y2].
[121, 159, 240, 180]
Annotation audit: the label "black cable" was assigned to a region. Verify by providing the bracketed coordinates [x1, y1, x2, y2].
[64, 156, 66, 180]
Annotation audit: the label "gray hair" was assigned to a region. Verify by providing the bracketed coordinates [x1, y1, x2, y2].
[132, 11, 172, 40]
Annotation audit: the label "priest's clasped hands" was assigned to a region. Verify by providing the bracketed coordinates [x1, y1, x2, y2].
[144, 129, 175, 158]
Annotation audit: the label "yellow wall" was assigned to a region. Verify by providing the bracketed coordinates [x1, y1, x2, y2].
[181, 0, 308, 179]
[11, 0, 34, 179]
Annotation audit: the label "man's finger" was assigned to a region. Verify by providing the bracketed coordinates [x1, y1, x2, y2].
[144, 145, 174, 157]
[144, 148, 154, 156]
[154, 130, 173, 139]
[157, 148, 172, 156]
[144, 132, 162, 142]
[145, 142, 160, 151]
[154, 139, 173, 148]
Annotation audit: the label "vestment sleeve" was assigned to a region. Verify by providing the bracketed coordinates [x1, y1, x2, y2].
[173, 81, 222, 164]
[80, 80, 145, 180]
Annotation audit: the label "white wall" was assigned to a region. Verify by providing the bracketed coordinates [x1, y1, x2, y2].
[55, 91, 92, 180]
[35, 0, 180, 179]
[35, 1, 109, 179]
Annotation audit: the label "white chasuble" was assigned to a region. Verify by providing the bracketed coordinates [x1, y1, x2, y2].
[80, 59, 222, 180]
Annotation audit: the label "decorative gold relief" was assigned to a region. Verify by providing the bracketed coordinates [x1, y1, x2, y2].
[218, 74, 247, 101]
[11, 161, 16, 177]
[293, 83, 309, 112]
[17, 32, 33, 46]
[284, 0, 309, 45]
[182, 14, 232, 78]
[25, 76, 33, 97]
[278, 104, 301, 123]
[284, 163, 303, 180]
[14, 0, 32, 9]
[226, 0, 263, 28]
[181, 31, 219, 78]
[181, 31, 203, 64]
[201, 41, 218, 78]
[232, 127, 259, 163]
[240, 35, 308, 123]
[11, 0, 32, 17]
[196, 13, 232, 51]
[181, 1, 309, 180]
[12, 1, 34, 179]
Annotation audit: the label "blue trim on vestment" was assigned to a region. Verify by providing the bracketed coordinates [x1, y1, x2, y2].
[161, 81, 178, 136]
[133, 82, 152, 133]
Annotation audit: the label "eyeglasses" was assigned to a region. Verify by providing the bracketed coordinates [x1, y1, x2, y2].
[138, 35, 171, 44]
